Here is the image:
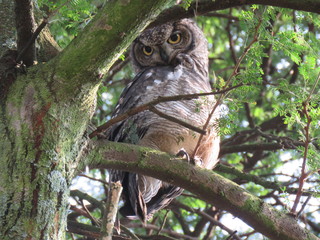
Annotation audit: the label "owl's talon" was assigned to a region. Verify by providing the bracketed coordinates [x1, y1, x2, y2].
[176, 148, 191, 163]
[176, 149, 203, 167]
[192, 156, 203, 167]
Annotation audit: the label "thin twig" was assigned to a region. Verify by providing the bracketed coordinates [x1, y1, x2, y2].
[120, 225, 141, 240]
[296, 194, 312, 218]
[78, 173, 109, 185]
[171, 201, 241, 240]
[89, 85, 243, 138]
[156, 210, 169, 235]
[226, 231, 239, 240]
[214, 164, 316, 195]
[291, 102, 311, 214]
[226, 8, 237, 65]
[305, 71, 320, 103]
[104, 56, 130, 86]
[81, 200, 100, 226]
[149, 106, 206, 135]
[70, 189, 104, 211]
[290, 70, 319, 213]
[204, 12, 239, 21]
[125, 223, 197, 240]
[244, 102, 255, 128]
[192, 15, 263, 159]
[70, 233, 76, 240]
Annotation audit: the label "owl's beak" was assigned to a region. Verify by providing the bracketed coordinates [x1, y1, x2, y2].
[159, 48, 169, 63]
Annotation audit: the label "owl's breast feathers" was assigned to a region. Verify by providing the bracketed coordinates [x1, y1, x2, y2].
[107, 64, 219, 221]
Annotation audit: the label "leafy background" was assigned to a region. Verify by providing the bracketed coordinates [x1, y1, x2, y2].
[35, 0, 320, 239]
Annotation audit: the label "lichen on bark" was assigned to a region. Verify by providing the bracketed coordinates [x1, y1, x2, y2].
[0, 0, 172, 239]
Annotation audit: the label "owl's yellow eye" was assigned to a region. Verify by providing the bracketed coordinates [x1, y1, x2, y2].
[143, 46, 153, 56]
[168, 33, 181, 44]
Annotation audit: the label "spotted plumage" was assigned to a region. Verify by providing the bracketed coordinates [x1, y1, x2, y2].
[106, 19, 220, 222]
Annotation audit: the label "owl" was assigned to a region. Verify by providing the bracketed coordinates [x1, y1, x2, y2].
[106, 19, 220, 222]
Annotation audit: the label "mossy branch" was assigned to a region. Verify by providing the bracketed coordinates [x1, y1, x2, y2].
[82, 139, 318, 240]
[150, 0, 320, 28]
[50, 0, 172, 96]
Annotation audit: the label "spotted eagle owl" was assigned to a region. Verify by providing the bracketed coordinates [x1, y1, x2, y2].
[106, 19, 220, 222]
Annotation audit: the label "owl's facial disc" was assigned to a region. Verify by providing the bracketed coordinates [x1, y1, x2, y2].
[131, 19, 205, 72]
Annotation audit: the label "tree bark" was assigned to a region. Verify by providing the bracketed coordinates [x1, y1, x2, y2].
[0, 0, 319, 239]
[0, 0, 16, 56]
[150, 0, 320, 27]
[0, 1, 171, 239]
[14, 0, 37, 66]
[85, 139, 319, 240]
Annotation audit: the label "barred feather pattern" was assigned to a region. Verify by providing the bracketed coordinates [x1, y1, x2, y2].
[105, 19, 220, 222]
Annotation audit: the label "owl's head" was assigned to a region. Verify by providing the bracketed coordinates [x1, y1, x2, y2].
[131, 19, 208, 77]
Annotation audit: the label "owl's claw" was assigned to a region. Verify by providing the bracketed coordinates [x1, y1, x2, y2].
[176, 148, 191, 163]
[176, 148, 203, 167]
[192, 156, 203, 167]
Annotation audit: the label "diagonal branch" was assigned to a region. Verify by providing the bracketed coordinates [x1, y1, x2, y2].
[192, 12, 262, 159]
[170, 201, 242, 240]
[150, 0, 320, 28]
[81, 139, 319, 240]
[149, 106, 206, 135]
[101, 181, 123, 240]
[89, 85, 243, 138]
[214, 164, 315, 195]
[14, 0, 36, 66]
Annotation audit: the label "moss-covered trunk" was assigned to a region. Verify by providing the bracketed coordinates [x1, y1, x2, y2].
[0, 64, 95, 239]
[0, 1, 171, 239]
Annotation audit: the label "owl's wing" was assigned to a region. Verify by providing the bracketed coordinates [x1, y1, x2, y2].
[105, 64, 215, 221]
[107, 67, 170, 221]
[146, 184, 183, 216]
[118, 174, 183, 222]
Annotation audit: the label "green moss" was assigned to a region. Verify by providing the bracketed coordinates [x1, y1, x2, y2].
[242, 196, 278, 231]
[55, 0, 171, 96]
[1, 1, 175, 238]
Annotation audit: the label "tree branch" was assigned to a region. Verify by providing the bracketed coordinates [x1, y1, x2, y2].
[82, 139, 319, 240]
[89, 85, 243, 138]
[214, 164, 315, 195]
[53, 0, 172, 91]
[170, 201, 241, 240]
[14, 0, 36, 66]
[16, 18, 48, 64]
[150, 0, 320, 28]
[219, 142, 302, 156]
[126, 223, 197, 240]
[70, 189, 104, 212]
[101, 181, 123, 240]
[67, 221, 101, 239]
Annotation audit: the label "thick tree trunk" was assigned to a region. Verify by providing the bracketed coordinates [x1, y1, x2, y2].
[0, 0, 319, 239]
[0, 1, 171, 239]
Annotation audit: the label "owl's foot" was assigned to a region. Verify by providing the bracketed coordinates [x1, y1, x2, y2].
[176, 148, 190, 162]
[176, 148, 203, 167]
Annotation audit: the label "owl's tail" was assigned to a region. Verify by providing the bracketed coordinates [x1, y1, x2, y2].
[119, 172, 183, 222]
